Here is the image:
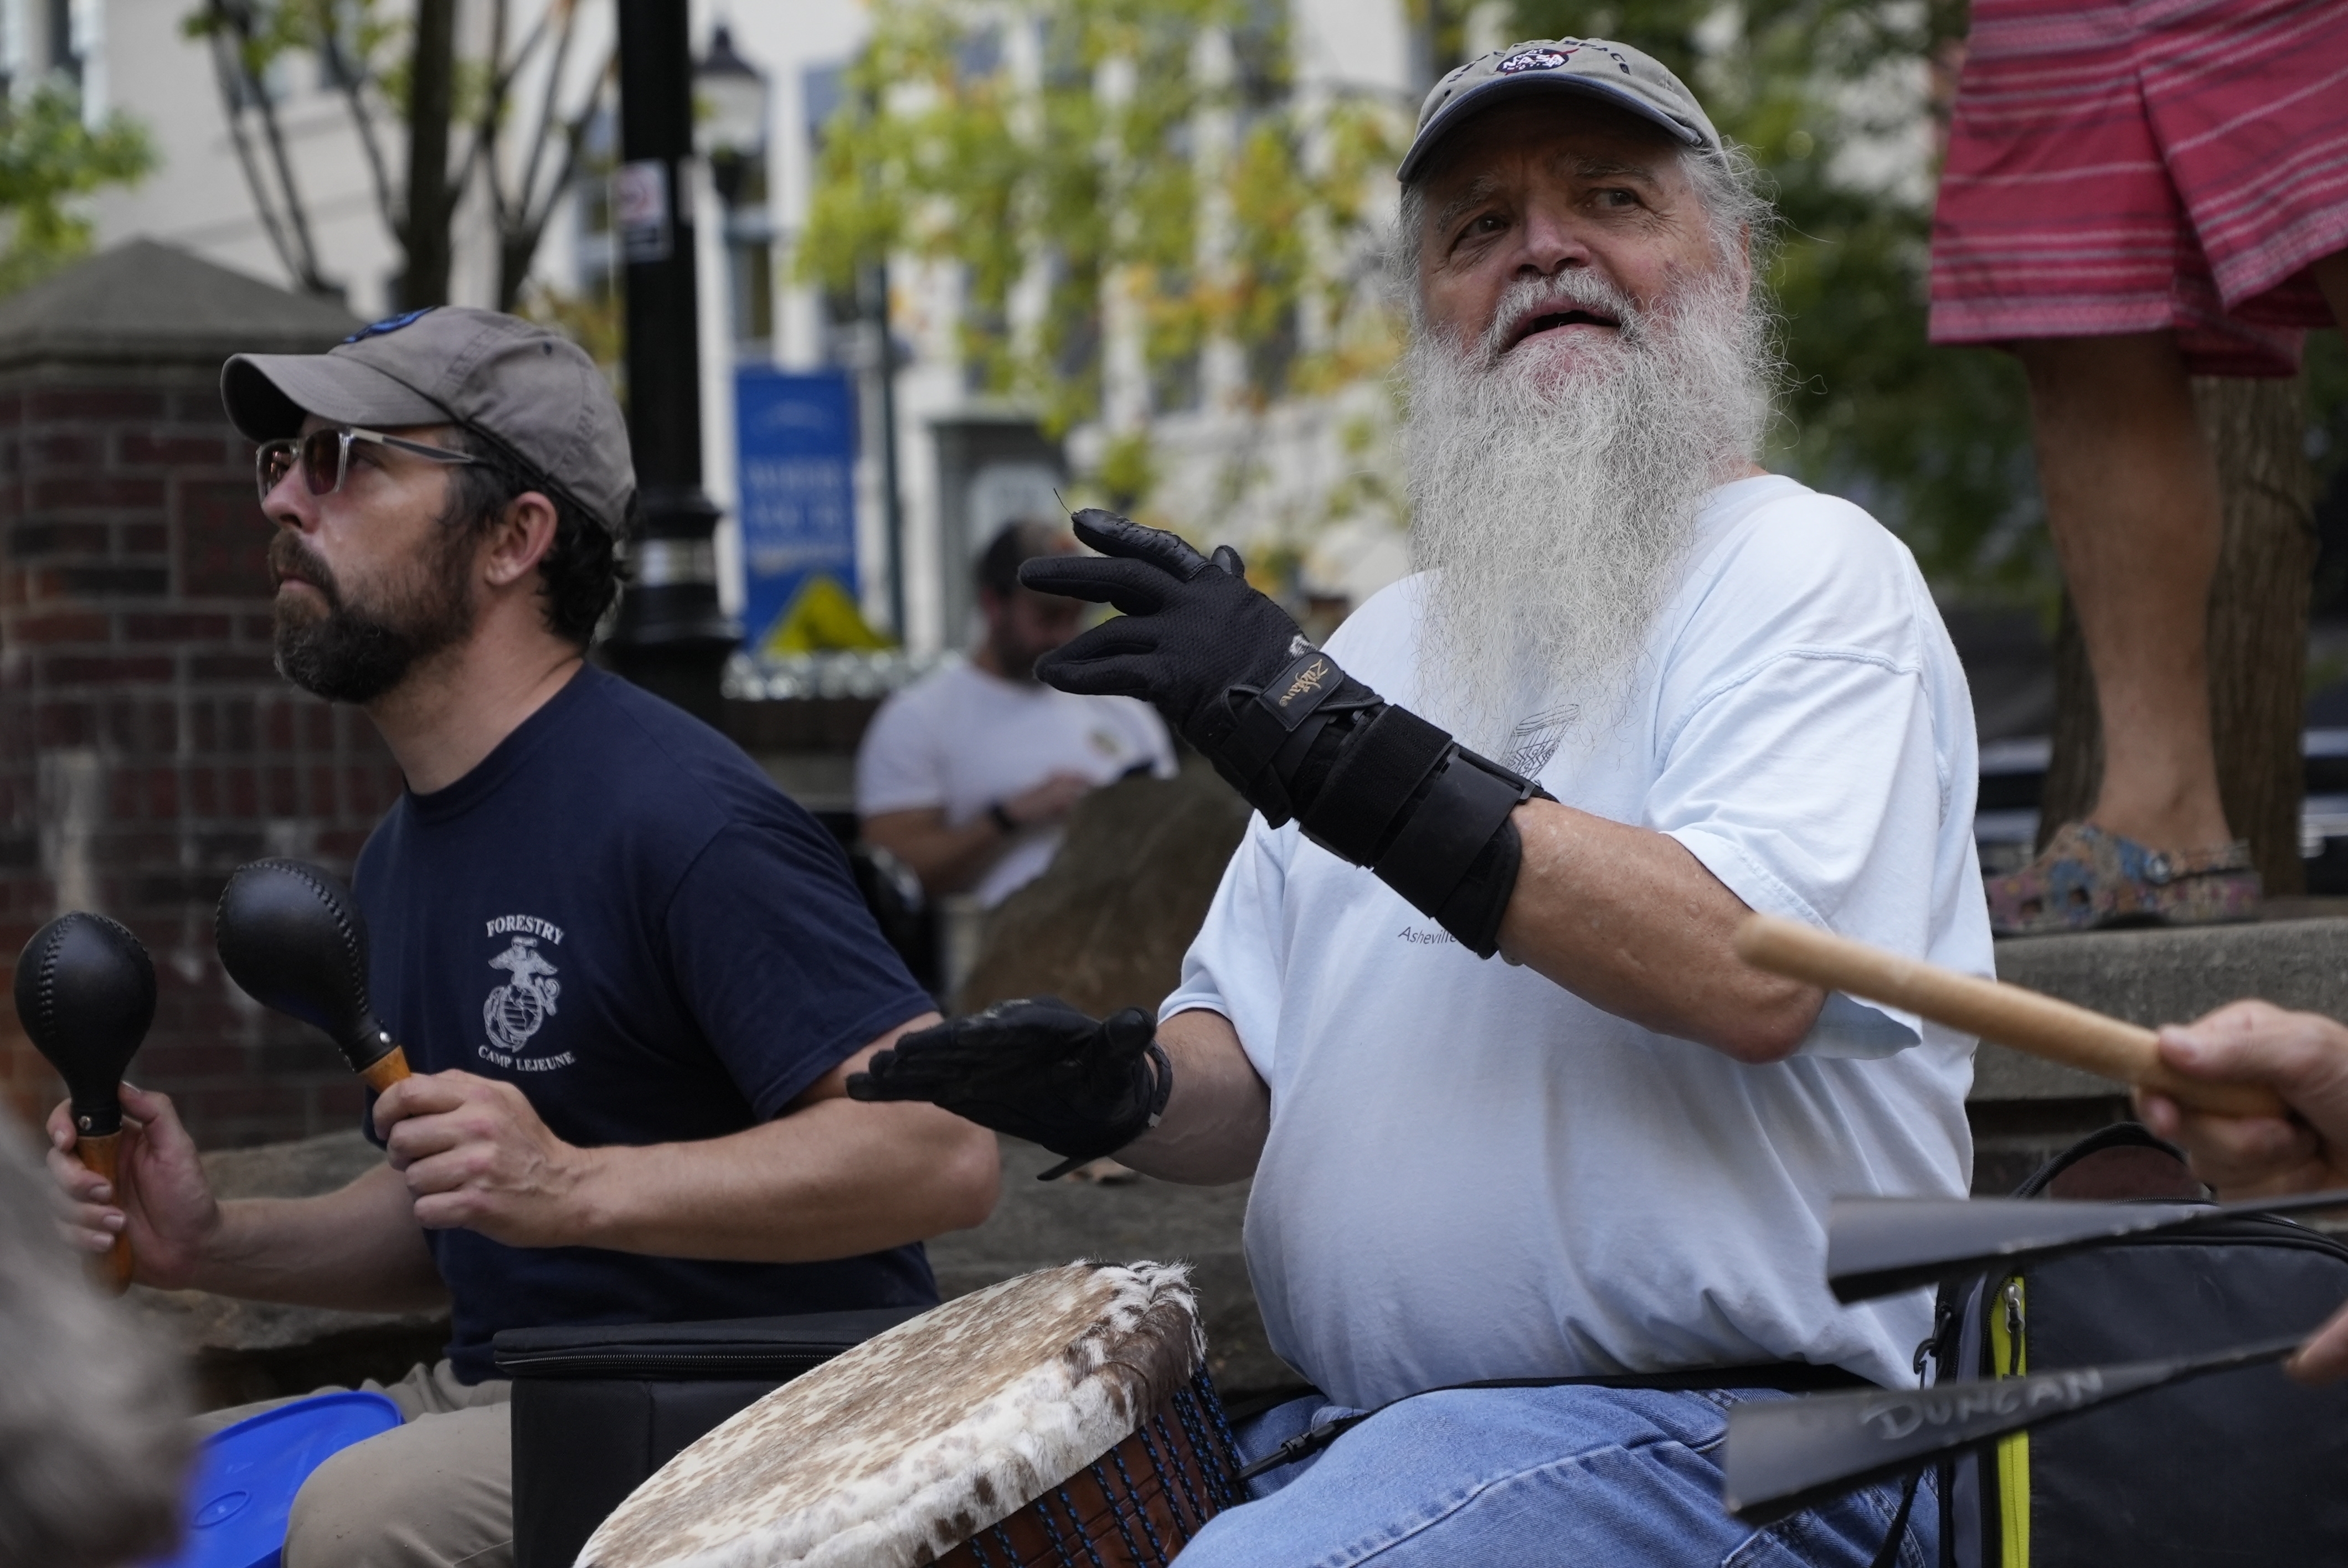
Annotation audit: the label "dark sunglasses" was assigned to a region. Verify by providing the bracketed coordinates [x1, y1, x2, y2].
[254, 426, 481, 504]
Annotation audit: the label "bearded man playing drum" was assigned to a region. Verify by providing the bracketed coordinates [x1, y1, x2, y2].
[855, 37, 1987, 1567]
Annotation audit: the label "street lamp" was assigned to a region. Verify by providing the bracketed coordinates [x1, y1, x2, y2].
[696, 24, 774, 350]
[696, 24, 768, 198]
[604, 1, 739, 729]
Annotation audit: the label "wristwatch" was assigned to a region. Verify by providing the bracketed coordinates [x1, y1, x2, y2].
[987, 801, 1019, 835]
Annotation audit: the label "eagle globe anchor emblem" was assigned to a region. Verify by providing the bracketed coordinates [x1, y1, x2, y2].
[484, 936, 561, 1052]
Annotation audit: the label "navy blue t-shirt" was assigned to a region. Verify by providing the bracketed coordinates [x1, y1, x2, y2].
[354, 664, 941, 1382]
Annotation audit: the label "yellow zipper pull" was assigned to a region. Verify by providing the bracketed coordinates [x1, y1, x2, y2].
[2003, 1278, 2026, 1378]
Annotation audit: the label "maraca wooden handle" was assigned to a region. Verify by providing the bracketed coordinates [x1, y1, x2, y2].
[358, 1046, 412, 1092]
[75, 1132, 132, 1294]
[1734, 915, 2289, 1120]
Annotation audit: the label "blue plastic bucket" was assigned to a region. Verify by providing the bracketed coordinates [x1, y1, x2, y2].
[146, 1390, 403, 1568]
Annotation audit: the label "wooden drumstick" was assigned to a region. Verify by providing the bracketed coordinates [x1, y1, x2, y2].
[215, 859, 411, 1091]
[13, 912, 157, 1294]
[1733, 914, 2288, 1120]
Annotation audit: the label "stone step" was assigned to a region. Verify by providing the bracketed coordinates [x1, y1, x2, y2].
[1968, 917, 2348, 1190]
[1979, 917, 2348, 1102]
[121, 1131, 451, 1410]
[927, 1138, 1289, 1401]
[127, 1129, 1296, 1410]
[147, 921, 2348, 1408]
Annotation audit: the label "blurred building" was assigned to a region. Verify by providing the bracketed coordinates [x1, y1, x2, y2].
[740, 0, 1433, 665]
[47, 2, 1437, 674]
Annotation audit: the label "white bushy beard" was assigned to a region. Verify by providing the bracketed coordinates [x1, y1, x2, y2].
[1402, 262, 1774, 753]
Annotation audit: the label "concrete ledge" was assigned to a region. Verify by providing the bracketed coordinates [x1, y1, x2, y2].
[1976, 918, 2348, 1104]
[1959, 919, 2348, 1191]
[1995, 917, 2348, 1029]
[1968, 1045, 2114, 1102]
[121, 1132, 450, 1410]
[176, 912, 2348, 1407]
[928, 1138, 1288, 1401]
[129, 1129, 1291, 1410]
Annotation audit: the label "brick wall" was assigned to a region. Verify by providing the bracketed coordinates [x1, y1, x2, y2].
[0, 369, 404, 1147]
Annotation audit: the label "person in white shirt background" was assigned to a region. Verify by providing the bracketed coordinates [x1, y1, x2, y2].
[854, 35, 1988, 1568]
[856, 519, 1176, 909]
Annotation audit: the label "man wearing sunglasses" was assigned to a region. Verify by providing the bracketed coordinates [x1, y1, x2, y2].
[42, 306, 999, 1568]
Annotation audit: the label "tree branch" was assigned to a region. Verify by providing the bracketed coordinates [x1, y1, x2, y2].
[208, 2, 330, 293]
[311, 0, 403, 245]
[452, 0, 544, 230]
[202, 28, 303, 284]
[402, 0, 456, 303]
[511, 0, 580, 229]
[498, 49, 610, 310]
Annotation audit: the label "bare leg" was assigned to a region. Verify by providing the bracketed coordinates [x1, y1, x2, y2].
[2313, 247, 2348, 332]
[2015, 332, 2232, 852]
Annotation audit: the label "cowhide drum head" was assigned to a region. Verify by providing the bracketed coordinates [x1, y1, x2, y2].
[579, 1261, 1212, 1568]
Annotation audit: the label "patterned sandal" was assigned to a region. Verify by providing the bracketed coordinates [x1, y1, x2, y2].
[1986, 821, 2261, 937]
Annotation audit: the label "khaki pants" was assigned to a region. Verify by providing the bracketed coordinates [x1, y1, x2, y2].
[197, 1360, 513, 1568]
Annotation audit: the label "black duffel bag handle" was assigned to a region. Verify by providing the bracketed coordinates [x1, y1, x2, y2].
[495, 1306, 926, 1568]
[1924, 1123, 2348, 1568]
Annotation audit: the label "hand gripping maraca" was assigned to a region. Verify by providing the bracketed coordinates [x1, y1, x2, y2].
[214, 859, 410, 1091]
[13, 912, 156, 1292]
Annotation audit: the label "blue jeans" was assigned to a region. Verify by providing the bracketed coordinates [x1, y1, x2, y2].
[1177, 1385, 1934, 1568]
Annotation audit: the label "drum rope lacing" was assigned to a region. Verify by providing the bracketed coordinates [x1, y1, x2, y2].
[1029, 1487, 1079, 1568]
[1091, 1459, 1152, 1564]
[1137, 1412, 1207, 1536]
[1055, 1486, 1111, 1567]
[956, 1371, 1245, 1568]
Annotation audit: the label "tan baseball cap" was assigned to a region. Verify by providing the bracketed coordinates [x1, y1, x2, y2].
[1398, 37, 1722, 185]
[221, 306, 634, 536]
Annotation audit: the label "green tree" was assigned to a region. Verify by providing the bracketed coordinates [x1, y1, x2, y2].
[185, 0, 608, 308]
[801, 0, 1404, 525]
[0, 84, 155, 295]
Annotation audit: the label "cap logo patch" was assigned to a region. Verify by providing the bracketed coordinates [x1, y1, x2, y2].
[344, 307, 435, 344]
[1496, 47, 1571, 74]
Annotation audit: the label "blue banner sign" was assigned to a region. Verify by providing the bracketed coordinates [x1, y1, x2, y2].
[735, 369, 864, 654]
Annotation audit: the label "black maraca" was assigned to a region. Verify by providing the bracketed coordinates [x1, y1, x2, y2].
[214, 859, 411, 1091]
[13, 912, 156, 1292]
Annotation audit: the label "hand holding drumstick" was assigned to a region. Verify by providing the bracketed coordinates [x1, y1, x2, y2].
[1734, 914, 2348, 1381]
[2135, 1002, 2348, 1381]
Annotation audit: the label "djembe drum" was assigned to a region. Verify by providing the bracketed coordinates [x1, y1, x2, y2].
[579, 1261, 1245, 1568]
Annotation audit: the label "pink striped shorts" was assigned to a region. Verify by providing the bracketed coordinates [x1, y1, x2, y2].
[1929, 0, 2348, 376]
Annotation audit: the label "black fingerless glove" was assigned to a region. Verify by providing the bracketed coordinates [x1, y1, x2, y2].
[845, 998, 1172, 1180]
[1021, 509, 1547, 958]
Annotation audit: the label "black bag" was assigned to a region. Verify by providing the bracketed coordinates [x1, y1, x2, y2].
[495, 1306, 926, 1568]
[1927, 1123, 2348, 1567]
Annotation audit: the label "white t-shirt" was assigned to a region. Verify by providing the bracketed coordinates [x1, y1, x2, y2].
[1163, 474, 1989, 1409]
[856, 658, 1176, 906]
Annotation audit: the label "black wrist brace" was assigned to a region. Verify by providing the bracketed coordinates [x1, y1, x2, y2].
[1209, 647, 1548, 958]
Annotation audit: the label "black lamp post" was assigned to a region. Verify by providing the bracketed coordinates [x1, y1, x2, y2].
[604, 1, 738, 728]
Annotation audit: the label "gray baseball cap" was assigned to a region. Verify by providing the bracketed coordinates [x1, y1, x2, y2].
[1398, 37, 1721, 185]
[221, 306, 634, 536]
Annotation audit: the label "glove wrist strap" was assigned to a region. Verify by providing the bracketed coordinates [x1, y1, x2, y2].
[1221, 648, 1352, 787]
[1139, 1037, 1173, 1128]
[1034, 1038, 1173, 1182]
